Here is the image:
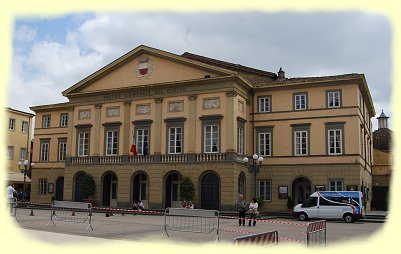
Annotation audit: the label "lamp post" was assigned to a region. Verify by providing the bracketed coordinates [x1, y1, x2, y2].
[243, 154, 264, 198]
[17, 160, 35, 201]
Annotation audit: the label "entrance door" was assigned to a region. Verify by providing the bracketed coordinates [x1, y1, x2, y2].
[74, 173, 85, 202]
[55, 177, 64, 201]
[165, 173, 180, 208]
[201, 172, 219, 210]
[102, 173, 117, 207]
[372, 186, 389, 210]
[292, 177, 312, 205]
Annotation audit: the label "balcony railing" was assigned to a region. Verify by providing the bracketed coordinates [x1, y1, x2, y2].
[68, 153, 237, 165]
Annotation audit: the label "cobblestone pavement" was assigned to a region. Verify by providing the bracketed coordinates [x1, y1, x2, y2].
[12, 208, 384, 246]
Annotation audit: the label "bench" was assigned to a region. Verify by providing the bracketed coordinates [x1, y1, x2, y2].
[46, 201, 93, 231]
[162, 208, 220, 242]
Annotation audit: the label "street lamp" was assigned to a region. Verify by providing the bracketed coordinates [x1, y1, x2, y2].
[243, 154, 264, 198]
[17, 160, 35, 201]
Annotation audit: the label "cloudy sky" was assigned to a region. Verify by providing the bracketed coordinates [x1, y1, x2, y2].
[9, 11, 392, 128]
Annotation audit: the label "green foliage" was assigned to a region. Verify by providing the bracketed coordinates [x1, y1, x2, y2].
[287, 196, 294, 209]
[179, 176, 195, 202]
[82, 173, 96, 199]
[256, 197, 264, 209]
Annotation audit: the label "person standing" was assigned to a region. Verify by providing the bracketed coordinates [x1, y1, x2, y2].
[6, 183, 16, 214]
[248, 197, 259, 226]
[236, 194, 246, 226]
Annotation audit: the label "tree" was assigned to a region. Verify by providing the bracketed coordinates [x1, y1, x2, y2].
[179, 176, 195, 202]
[82, 173, 96, 199]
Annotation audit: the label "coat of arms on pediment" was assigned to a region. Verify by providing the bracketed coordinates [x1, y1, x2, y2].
[135, 55, 153, 79]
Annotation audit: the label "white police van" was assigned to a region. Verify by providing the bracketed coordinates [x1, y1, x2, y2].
[293, 191, 365, 223]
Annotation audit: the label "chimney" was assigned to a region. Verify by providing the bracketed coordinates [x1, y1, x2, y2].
[277, 67, 285, 80]
[377, 109, 389, 129]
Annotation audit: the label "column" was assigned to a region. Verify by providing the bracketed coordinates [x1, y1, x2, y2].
[225, 91, 237, 153]
[66, 106, 75, 158]
[188, 94, 197, 154]
[154, 98, 163, 155]
[93, 103, 102, 156]
[122, 101, 132, 155]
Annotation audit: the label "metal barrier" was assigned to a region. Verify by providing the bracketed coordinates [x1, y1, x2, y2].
[46, 201, 93, 231]
[306, 220, 326, 247]
[234, 231, 278, 246]
[162, 208, 220, 242]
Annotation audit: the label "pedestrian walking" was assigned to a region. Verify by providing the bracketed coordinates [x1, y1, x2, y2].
[248, 197, 259, 226]
[6, 183, 16, 214]
[236, 194, 246, 226]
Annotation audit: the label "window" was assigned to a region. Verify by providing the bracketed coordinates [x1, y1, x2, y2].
[140, 174, 147, 200]
[40, 140, 50, 161]
[7, 146, 14, 160]
[258, 96, 271, 113]
[328, 129, 343, 155]
[258, 180, 272, 201]
[22, 121, 29, 133]
[58, 140, 67, 161]
[77, 131, 89, 156]
[329, 180, 343, 191]
[42, 115, 51, 128]
[20, 148, 27, 160]
[238, 173, 245, 195]
[237, 126, 244, 155]
[258, 132, 272, 156]
[137, 129, 149, 155]
[294, 93, 307, 110]
[294, 130, 308, 156]
[204, 125, 219, 153]
[327, 90, 341, 108]
[39, 179, 47, 195]
[9, 118, 15, 131]
[171, 174, 180, 201]
[60, 114, 68, 127]
[168, 127, 182, 154]
[106, 130, 119, 155]
[200, 115, 222, 154]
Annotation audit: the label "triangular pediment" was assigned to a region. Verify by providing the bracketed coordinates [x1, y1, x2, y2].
[62, 45, 235, 97]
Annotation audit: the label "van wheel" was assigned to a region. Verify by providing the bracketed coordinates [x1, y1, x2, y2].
[298, 212, 309, 221]
[343, 213, 354, 223]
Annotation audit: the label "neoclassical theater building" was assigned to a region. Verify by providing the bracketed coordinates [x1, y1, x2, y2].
[30, 45, 375, 211]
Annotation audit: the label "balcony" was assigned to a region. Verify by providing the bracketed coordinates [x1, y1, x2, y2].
[68, 152, 241, 165]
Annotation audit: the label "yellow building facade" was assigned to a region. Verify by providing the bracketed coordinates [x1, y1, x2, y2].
[5, 107, 34, 192]
[30, 45, 375, 211]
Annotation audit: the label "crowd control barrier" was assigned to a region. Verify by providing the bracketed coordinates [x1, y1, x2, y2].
[234, 230, 278, 246]
[45, 201, 93, 231]
[306, 220, 326, 247]
[162, 208, 220, 242]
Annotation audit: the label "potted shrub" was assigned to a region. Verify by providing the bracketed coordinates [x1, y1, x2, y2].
[179, 176, 195, 207]
[82, 173, 96, 204]
[287, 196, 294, 212]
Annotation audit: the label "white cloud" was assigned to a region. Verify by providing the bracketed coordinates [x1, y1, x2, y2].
[13, 24, 36, 42]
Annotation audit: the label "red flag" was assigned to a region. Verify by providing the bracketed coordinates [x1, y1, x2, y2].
[130, 135, 137, 156]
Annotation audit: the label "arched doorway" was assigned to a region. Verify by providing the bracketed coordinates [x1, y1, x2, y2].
[102, 172, 118, 207]
[292, 176, 312, 205]
[132, 172, 148, 207]
[200, 172, 220, 210]
[55, 177, 64, 201]
[74, 172, 86, 202]
[164, 172, 181, 208]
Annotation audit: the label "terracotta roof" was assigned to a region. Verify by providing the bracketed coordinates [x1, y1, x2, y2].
[181, 52, 277, 81]
[253, 73, 363, 87]
[373, 128, 392, 151]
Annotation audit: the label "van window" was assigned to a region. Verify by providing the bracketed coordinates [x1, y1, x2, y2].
[302, 197, 317, 207]
[319, 196, 360, 206]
